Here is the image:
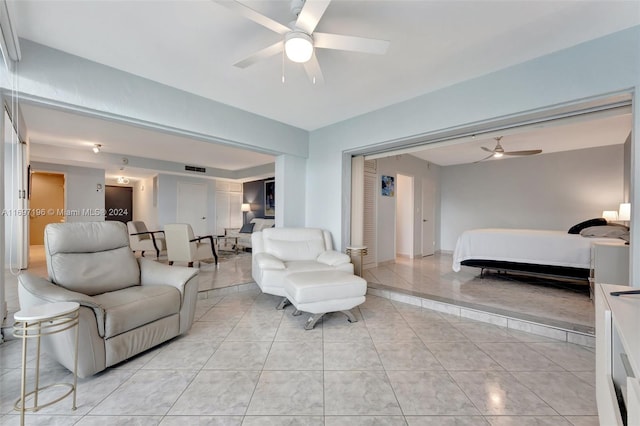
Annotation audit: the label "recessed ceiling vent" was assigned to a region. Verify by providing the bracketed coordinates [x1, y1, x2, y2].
[185, 165, 206, 173]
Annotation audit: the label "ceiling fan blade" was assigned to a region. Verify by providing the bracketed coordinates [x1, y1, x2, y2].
[234, 41, 283, 68]
[213, 0, 290, 35]
[480, 146, 495, 153]
[314, 32, 390, 55]
[474, 154, 495, 163]
[504, 149, 543, 156]
[303, 53, 324, 85]
[296, 0, 331, 34]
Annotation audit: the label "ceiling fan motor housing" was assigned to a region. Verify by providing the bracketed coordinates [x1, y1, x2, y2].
[290, 0, 305, 16]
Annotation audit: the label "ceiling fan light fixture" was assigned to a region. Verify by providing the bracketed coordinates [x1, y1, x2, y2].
[493, 152, 503, 158]
[92, 144, 102, 154]
[285, 31, 313, 63]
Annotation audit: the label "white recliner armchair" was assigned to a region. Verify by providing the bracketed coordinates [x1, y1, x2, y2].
[17, 221, 199, 378]
[251, 227, 354, 297]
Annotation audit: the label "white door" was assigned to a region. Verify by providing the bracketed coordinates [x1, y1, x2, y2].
[177, 182, 208, 236]
[421, 178, 436, 256]
[396, 174, 414, 258]
[4, 109, 28, 270]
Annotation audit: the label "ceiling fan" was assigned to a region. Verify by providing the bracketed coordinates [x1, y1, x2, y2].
[214, 0, 390, 84]
[476, 136, 543, 162]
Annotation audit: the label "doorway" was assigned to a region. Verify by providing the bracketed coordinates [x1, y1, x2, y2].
[105, 185, 133, 223]
[29, 172, 65, 245]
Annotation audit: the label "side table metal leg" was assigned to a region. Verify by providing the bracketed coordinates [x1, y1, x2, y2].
[34, 322, 41, 410]
[19, 323, 27, 426]
[72, 314, 79, 410]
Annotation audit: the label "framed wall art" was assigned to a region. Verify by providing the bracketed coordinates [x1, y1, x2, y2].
[381, 175, 395, 197]
[264, 179, 275, 217]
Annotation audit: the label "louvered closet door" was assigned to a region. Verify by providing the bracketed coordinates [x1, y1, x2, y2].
[363, 171, 377, 268]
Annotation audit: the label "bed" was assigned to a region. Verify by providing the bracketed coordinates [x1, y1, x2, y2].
[452, 228, 627, 281]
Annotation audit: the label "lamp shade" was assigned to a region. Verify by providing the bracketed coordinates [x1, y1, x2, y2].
[602, 210, 618, 222]
[241, 203, 251, 212]
[619, 203, 631, 221]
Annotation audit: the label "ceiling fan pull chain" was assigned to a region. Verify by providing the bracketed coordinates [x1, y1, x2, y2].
[281, 48, 286, 83]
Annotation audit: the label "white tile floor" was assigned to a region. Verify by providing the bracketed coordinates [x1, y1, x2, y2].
[364, 254, 595, 333]
[0, 290, 598, 425]
[0, 247, 599, 424]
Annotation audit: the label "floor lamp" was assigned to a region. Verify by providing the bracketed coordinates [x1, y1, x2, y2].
[241, 203, 251, 224]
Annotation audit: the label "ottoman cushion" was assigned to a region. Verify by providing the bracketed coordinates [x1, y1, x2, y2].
[284, 271, 366, 304]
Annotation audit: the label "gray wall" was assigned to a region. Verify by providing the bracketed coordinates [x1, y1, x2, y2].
[30, 161, 106, 222]
[439, 144, 624, 251]
[242, 177, 274, 224]
[307, 26, 640, 254]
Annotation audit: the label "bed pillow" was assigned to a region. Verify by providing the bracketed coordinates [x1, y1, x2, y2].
[239, 222, 255, 234]
[580, 225, 629, 240]
[568, 218, 607, 234]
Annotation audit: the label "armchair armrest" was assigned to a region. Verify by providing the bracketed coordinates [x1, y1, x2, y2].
[17, 272, 106, 336]
[130, 230, 164, 251]
[317, 250, 351, 266]
[254, 252, 285, 270]
[189, 235, 218, 263]
[139, 258, 199, 300]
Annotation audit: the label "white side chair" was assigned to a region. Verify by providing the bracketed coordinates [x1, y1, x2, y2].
[127, 221, 166, 258]
[164, 223, 218, 267]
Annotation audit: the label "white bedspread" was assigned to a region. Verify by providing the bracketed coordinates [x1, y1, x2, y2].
[452, 228, 625, 272]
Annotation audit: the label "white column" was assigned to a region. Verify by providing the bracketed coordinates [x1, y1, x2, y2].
[275, 154, 306, 228]
[631, 100, 640, 287]
[350, 155, 364, 246]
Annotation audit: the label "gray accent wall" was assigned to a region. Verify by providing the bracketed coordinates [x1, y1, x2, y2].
[440, 145, 624, 251]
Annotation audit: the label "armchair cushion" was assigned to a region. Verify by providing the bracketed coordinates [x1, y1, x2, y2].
[262, 228, 327, 261]
[93, 285, 180, 338]
[254, 252, 286, 270]
[45, 222, 140, 295]
[317, 250, 351, 266]
[239, 222, 255, 233]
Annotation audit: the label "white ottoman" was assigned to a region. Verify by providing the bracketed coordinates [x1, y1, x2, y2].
[280, 270, 367, 330]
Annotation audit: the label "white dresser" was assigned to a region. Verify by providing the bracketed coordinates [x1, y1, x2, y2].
[595, 283, 640, 426]
[591, 242, 630, 286]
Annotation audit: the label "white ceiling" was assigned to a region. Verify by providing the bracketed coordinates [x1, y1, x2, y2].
[21, 102, 275, 180]
[410, 111, 633, 166]
[9, 1, 640, 177]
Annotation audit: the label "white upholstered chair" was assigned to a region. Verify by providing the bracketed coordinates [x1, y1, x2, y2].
[164, 223, 218, 267]
[127, 221, 166, 258]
